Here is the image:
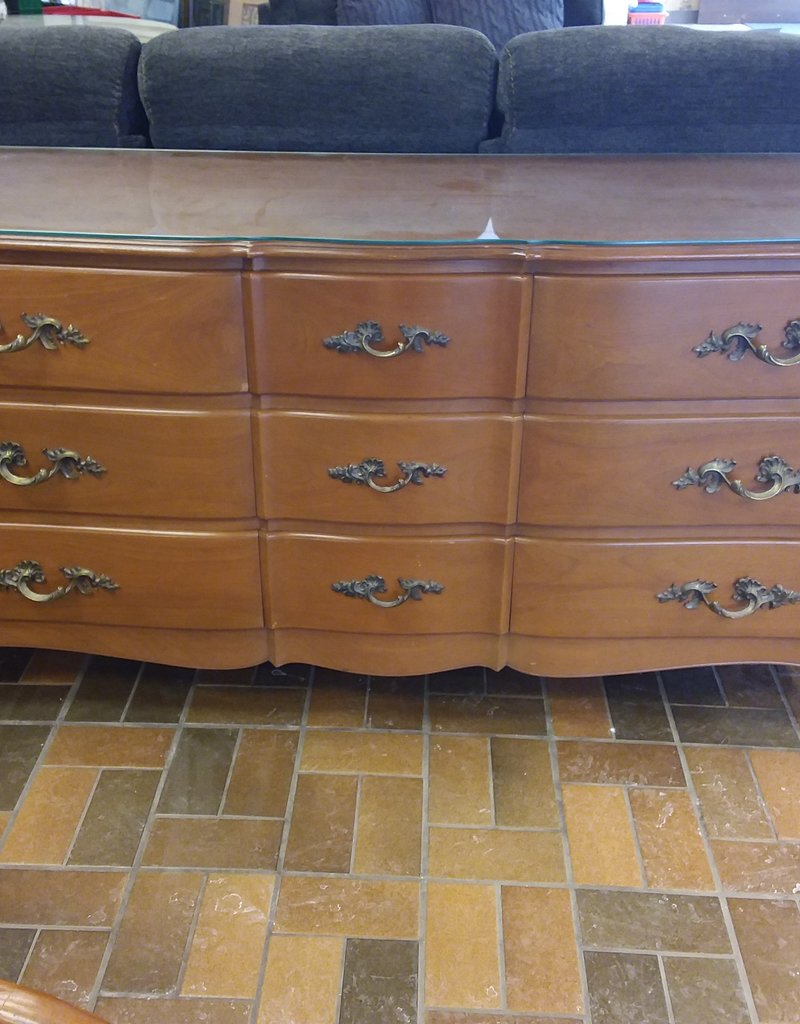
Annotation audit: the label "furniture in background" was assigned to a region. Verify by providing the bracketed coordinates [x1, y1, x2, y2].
[0, 981, 108, 1024]
[3, 149, 800, 677]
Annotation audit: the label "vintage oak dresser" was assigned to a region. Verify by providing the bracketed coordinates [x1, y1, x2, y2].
[2, 148, 800, 676]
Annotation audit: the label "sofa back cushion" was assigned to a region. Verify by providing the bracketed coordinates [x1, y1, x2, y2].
[0, 26, 147, 148]
[337, 0, 432, 24]
[563, 0, 602, 25]
[431, 0, 562, 50]
[140, 24, 497, 153]
[488, 25, 800, 153]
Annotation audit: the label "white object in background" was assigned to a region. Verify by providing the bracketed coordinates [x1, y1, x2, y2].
[603, 0, 630, 24]
[0, 1, 7, 21]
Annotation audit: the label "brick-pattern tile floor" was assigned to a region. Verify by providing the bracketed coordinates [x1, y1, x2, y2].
[0, 649, 799, 1023]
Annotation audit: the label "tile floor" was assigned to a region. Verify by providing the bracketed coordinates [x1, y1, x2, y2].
[0, 650, 798, 1024]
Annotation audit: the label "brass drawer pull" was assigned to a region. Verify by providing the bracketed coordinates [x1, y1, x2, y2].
[673, 455, 800, 502]
[332, 574, 444, 608]
[0, 560, 118, 603]
[328, 458, 447, 493]
[323, 320, 449, 358]
[0, 314, 89, 355]
[0, 441, 105, 487]
[693, 319, 800, 366]
[657, 576, 800, 620]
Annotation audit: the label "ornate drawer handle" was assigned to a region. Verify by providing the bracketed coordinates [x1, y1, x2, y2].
[323, 320, 449, 358]
[673, 455, 800, 501]
[0, 560, 118, 603]
[693, 319, 800, 366]
[0, 441, 105, 487]
[332, 573, 444, 608]
[657, 576, 800, 620]
[328, 458, 447, 493]
[0, 314, 89, 355]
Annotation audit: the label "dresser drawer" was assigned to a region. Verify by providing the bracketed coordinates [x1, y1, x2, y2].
[520, 414, 800, 528]
[264, 533, 511, 634]
[249, 272, 530, 398]
[258, 411, 520, 525]
[513, 537, 800, 639]
[0, 403, 255, 519]
[0, 524, 262, 629]
[530, 274, 800, 400]
[0, 266, 246, 394]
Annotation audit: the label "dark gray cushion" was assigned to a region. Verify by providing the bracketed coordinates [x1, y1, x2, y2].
[431, 0, 562, 50]
[337, 0, 432, 25]
[265, 0, 337, 23]
[140, 25, 497, 152]
[0, 26, 147, 148]
[488, 25, 800, 153]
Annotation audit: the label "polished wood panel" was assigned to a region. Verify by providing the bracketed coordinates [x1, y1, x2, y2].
[0, 981, 108, 1024]
[0, 403, 255, 519]
[258, 411, 520, 525]
[249, 272, 531, 398]
[520, 414, 800, 527]
[0, 267, 246, 394]
[530, 274, 800, 400]
[264, 533, 512, 635]
[0, 524, 262, 629]
[513, 537, 800, 639]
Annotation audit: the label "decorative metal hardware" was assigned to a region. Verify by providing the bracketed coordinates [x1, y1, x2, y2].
[657, 576, 800, 620]
[693, 319, 800, 366]
[323, 320, 450, 358]
[673, 455, 800, 502]
[332, 574, 444, 608]
[0, 441, 105, 487]
[328, 457, 447, 493]
[0, 314, 89, 355]
[0, 560, 118, 603]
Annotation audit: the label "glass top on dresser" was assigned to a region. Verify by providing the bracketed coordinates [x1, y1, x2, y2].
[1, 148, 799, 247]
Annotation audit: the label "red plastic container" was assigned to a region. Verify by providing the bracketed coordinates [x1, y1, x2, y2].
[628, 10, 668, 23]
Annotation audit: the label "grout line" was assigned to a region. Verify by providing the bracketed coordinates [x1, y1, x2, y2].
[349, 774, 363, 875]
[622, 784, 649, 888]
[61, 767, 103, 867]
[542, 676, 591, 1024]
[14, 927, 40, 985]
[173, 872, 209, 997]
[657, 953, 677, 1024]
[655, 673, 760, 1024]
[216, 727, 244, 818]
[772, 663, 800, 744]
[742, 747, 779, 843]
[117, 661, 147, 724]
[247, 662, 314, 1024]
[417, 673, 431, 1024]
[495, 879, 508, 1012]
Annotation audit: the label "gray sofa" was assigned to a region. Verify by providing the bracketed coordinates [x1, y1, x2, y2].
[2, 22, 800, 155]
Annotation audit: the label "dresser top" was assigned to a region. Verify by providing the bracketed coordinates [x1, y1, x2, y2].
[3, 148, 800, 247]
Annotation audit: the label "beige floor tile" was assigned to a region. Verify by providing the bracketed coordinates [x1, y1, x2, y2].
[142, 817, 282, 870]
[307, 671, 367, 727]
[275, 876, 419, 939]
[257, 935, 343, 1024]
[425, 882, 500, 1010]
[712, 839, 800, 895]
[95, 998, 251, 1024]
[502, 886, 582, 1016]
[45, 726, 174, 767]
[300, 731, 422, 775]
[223, 730, 298, 818]
[353, 776, 422, 876]
[686, 746, 773, 840]
[20, 930, 108, 1009]
[429, 737, 492, 826]
[284, 773, 357, 873]
[0, 869, 126, 926]
[187, 687, 304, 726]
[21, 651, 85, 685]
[629, 788, 715, 891]
[749, 749, 800, 839]
[491, 738, 558, 828]
[182, 874, 273, 998]
[562, 784, 642, 887]
[428, 828, 564, 884]
[429, 696, 545, 736]
[0, 766, 96, 865]
[548, 677, 613, 737]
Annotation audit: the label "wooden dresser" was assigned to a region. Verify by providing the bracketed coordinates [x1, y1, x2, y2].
[3, 148, 800, 675]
